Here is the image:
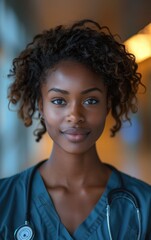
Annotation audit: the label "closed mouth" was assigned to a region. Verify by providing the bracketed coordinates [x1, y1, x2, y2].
[61, 127, 90, 135]
[60, 127, 90, 142]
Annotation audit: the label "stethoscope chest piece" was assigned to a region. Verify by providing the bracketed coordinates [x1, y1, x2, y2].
[14, 223, 34, 240]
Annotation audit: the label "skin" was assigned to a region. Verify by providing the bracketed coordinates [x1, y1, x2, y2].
[38, 60, 112, 234]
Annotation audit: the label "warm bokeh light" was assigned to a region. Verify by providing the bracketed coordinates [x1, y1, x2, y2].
[124, 23, 151, 63]
[1, 1, 151, 184]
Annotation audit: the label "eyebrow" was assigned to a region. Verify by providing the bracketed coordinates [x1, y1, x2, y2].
[48, 88, 69, 94]
[48, 87, 103, 94]
[81, 87, 103, 94]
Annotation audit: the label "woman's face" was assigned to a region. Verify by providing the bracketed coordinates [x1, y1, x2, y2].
[39, 60, 108, 154]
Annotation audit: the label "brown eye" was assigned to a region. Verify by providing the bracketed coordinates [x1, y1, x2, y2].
[84, 98, 99, 105]
[51, 98, 66, 105]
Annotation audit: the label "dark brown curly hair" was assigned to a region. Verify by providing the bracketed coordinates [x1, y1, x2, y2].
[8, 19, 144, 142]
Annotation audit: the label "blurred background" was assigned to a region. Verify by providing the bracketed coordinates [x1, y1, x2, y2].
[0, 0, 151, 183]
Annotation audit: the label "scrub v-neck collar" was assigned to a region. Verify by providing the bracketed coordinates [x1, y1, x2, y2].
[32, 164, 118, 239]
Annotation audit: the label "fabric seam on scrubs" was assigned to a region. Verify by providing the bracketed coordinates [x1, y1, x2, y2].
[31, 168, 117, 240]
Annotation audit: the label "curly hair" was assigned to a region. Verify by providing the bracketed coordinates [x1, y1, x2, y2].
[8, 19, 144, 142]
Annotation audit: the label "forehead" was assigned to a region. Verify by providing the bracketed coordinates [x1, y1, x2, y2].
[43, 60, 105, 91]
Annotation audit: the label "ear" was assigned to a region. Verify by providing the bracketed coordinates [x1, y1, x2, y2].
[38, 97, 44, 116]
[107, 98, 111, 114]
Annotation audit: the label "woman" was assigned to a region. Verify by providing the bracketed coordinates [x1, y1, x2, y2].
[0, 19, 151, 240]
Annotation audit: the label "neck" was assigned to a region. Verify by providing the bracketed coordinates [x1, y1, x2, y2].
[39, 144, 108, 188]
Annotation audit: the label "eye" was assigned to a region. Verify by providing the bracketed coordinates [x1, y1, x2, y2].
[51, 98, 66, 105]
[84, 98, 99, 105]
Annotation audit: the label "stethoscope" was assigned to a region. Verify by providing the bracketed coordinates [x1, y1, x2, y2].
[105, 163, 141, 240]
[14, 161, 45, 240]
[14, 161, 141, 240]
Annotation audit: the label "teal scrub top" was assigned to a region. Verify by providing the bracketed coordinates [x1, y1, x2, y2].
[0, 162, 151, 239]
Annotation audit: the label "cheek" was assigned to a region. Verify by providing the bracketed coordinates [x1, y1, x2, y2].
[43, 105, 63, 124]
[88, 111, 107, 136]
[89, 108, 107, 126]
[43, 111, 60, 140]
[43, 108, 66, 139]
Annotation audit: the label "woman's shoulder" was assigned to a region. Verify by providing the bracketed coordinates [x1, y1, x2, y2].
[117, 169, 151, 200]
[120, 170, 151, 187]
[0, 164, 35, 201]
[1, 169, 25, 182]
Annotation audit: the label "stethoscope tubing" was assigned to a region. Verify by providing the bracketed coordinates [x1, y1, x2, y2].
[106, 165, 141, 240]
[106, 203, 141, 240]
[14, 161, 46, 240]
[14, 161, 141, 240]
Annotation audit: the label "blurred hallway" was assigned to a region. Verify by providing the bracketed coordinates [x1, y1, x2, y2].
[0, 0, 151, 183]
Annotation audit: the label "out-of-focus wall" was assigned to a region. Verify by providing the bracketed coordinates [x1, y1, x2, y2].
[0, 0, 37, 177]
[0, 0, 151, 183]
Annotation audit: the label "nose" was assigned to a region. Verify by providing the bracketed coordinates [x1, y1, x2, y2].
[66, 103, 85, 124]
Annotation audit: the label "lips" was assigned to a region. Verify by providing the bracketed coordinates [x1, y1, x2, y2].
[61, 127, 90, 143]
[62, 128, 90, 135]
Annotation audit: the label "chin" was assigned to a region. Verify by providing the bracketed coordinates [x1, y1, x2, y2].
[60, 143, 95, 155]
